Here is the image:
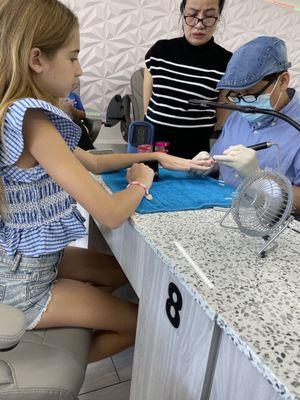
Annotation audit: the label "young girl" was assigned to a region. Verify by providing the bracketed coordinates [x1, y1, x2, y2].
[0, 0, 212, 363]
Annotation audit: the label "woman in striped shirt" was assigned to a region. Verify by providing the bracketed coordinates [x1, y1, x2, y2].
[144, 0, 232, 158]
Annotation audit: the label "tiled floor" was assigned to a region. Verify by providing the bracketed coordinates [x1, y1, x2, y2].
[79, 347, 134, 400]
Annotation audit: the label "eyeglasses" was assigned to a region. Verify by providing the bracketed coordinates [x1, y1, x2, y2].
[184, 15, 219, 28]
[226, 78, 278, 104]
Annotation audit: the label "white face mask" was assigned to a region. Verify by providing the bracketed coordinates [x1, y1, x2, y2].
[241, 76, 282, 123]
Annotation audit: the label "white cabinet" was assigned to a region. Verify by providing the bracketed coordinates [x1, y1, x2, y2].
[130, 247, 215, 400]
[89, 217, 285, 400]
[209, 332, 281, 400]
[88, 217, 146, 297]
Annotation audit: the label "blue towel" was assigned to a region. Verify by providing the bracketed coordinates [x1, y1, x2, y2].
[101, 169, 235, 214]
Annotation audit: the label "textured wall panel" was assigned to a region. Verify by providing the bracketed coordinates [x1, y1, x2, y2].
[62, 0, 300, 113]
[215, 0, 300, 92]
[63, 0, 181, 114]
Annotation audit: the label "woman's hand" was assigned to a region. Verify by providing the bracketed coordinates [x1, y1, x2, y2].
[156, 152, 214, 172]
[191, 151, 216, 176]
[126, 162, 154, 188]
[192, 151, 211, 161]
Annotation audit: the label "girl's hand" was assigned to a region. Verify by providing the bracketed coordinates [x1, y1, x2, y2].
[192, 151, 211, 161]
[126, 163, 154, 188]
[156, 152, 214, 172]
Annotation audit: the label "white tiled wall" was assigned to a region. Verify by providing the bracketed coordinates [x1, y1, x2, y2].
[214, 0, 300, 91]
[62, 0, 300, 114]
[63, 0, 181, 114]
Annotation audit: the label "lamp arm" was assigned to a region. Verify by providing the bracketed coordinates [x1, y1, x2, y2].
[188, 99, 300, 133]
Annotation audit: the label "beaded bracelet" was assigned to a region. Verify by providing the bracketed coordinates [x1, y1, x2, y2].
[127, 181, 153, 200]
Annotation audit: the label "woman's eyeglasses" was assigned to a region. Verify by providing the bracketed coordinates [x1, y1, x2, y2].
[184, 15, 219, 28]
[226, 78, 278, 104]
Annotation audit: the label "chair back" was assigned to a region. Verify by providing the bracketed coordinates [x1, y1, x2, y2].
[105, 68, 145, 142]
[130, 68, 144, 121]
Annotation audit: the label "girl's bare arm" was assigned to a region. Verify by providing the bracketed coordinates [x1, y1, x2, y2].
[23, 109, 152, 229]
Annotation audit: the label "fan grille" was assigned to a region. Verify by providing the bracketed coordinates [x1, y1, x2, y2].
[231, 171, 294, 237]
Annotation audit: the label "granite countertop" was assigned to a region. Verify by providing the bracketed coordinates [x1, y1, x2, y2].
[97, 175, 300, 400]
[131, 210, 300, 400]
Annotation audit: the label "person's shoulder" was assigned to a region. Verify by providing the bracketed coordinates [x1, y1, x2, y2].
[211, 40, 232, 62]
[164, 37, 184, 44]
[290, 89, 300, 110]
[9, 97, 46, 110]
[147, 37, 182, 54]
[158, 37, 187, 50]
[6, 98, 72, 128]
[6, 98, 50, 123]
[281, 89, 300, 124]
[8, 97, 61, 113]
[2, 98, 61, 166]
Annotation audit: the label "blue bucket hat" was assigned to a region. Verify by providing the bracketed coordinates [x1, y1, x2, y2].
[217, 36, 291, 90]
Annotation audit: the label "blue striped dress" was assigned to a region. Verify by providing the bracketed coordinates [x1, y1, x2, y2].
[0, 98, 86, 257]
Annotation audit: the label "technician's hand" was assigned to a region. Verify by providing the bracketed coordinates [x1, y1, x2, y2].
[213, 145, 261, 178]
[126, 162, 154, 188]
[156, 152, 213, 172]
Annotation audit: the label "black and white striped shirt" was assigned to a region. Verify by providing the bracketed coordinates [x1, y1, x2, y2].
[145, 36, 231, 156]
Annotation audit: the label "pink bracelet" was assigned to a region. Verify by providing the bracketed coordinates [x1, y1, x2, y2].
[127, 181, 153, 200]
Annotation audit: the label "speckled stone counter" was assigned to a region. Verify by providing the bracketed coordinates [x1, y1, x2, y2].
[98, 176, 300, 400]
[129, 210, 300, 400]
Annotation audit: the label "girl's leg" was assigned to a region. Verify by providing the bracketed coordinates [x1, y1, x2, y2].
[36, 248, 137, 362]
[57, 246, 127, 292]
[36, 278, 137, 362]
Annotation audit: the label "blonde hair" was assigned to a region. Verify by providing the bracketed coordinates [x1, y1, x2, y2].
[0, 0, 78, 216]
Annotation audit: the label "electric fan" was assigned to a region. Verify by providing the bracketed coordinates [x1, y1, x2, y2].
[220, 170, 294, 257]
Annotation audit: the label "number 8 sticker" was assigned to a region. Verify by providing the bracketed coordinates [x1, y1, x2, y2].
[166, 282, 183, 329]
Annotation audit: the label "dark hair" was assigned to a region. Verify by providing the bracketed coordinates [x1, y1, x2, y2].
[263, 71, 286, 82]
[180, 0, 226, 15]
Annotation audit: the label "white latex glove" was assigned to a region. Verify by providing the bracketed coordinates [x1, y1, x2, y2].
[190, 151, 215, 176]
[213, 145, 261, 178]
